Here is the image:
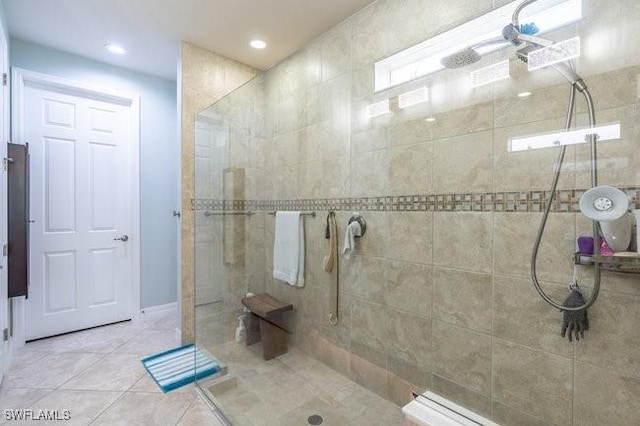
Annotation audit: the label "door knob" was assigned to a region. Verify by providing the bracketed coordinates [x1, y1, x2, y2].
[114, 235, 129, 242]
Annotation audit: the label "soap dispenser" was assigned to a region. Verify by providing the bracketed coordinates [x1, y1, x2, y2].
[235, 315, 246, 342]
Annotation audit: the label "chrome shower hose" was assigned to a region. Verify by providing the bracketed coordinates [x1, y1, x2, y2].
[530, 83, 601, 311]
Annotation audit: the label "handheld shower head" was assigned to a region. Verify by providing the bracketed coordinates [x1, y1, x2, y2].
[515, 39, 586, 90]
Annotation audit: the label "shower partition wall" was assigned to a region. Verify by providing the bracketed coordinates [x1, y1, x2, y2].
[192, 1, 640, 425]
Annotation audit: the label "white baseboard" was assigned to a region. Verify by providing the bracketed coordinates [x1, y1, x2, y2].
[140, 302, 178, 322]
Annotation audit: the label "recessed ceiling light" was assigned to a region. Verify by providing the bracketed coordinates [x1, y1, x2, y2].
[250, 39, 267, 49]
[518, 91, 532, 98]
[104, 43, 126, 55]
[425, 117, 436, 122]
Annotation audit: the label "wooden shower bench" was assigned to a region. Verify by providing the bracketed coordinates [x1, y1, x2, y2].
[241, 293, 293, 360]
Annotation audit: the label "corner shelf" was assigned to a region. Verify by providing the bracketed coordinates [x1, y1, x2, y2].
[575, 252, 640, 274]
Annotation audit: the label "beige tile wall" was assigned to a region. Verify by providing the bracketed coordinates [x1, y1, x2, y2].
[192, 0, 640, 424]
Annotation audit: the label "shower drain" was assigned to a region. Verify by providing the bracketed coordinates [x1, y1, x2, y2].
[307, 414, 323, 425]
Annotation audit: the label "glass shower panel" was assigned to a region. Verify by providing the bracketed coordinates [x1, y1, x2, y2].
[193, 75, 268, 424]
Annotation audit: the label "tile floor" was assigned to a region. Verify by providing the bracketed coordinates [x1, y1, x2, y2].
[202, 341, 403, 426]
[0, 312, 226, 426]
[1, 310, 405, 425]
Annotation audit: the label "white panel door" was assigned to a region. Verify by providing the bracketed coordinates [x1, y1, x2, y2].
[25, 85, 133, 340]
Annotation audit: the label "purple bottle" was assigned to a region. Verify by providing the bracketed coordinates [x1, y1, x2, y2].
[577, 236, 594, 255]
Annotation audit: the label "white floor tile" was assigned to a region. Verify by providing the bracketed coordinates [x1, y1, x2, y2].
[91, 391, 195, 426]
[27, 390, 122, 425]
[2, 352, 103, 389]
[1, 320, 226, 425]
[59, 353, 146, 391]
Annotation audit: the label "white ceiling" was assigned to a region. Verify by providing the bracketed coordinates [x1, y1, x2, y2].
[2, 0, 376, 81]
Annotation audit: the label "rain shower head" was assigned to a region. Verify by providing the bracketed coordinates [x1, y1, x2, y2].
[441, 29, 585, 90]
[440, 21, 548, 71]
[440, 37, 508, 69]
[440, 47, 482, 69]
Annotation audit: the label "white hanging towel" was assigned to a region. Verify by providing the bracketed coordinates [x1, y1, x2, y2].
[342, 220, 362, 260]
[273, 211, 305, 286]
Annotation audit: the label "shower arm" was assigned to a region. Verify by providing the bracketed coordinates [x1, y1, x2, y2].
[517, 33, 554, 47]
[530, 82, 601, 312]
[505, 2, 587, 90]
[512, 0, 540, 29]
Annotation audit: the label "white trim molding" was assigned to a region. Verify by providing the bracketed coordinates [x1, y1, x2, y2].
[141, 301, 178, 316]
[0, 15, 10, 384]
[140, 302, 178, 325]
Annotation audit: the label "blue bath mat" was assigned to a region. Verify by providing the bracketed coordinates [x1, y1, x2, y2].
[141, 344, 221, 392]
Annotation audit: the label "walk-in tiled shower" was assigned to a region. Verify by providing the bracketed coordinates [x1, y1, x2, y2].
[192, 0, 640, 424]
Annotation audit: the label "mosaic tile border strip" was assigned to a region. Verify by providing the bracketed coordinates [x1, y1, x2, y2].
[192, 187, 640, 214]
[191, 199, 245, 211]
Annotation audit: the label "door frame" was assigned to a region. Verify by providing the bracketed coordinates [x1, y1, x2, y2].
[0, 21, 9, 383]
[10, 67, 141, 345]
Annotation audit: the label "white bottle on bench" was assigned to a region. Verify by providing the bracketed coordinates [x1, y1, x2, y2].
[235, 316, 246, 342]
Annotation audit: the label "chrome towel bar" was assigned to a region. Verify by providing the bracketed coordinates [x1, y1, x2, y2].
[204, 211, 255, 217]
[268, 211, 316, 217]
